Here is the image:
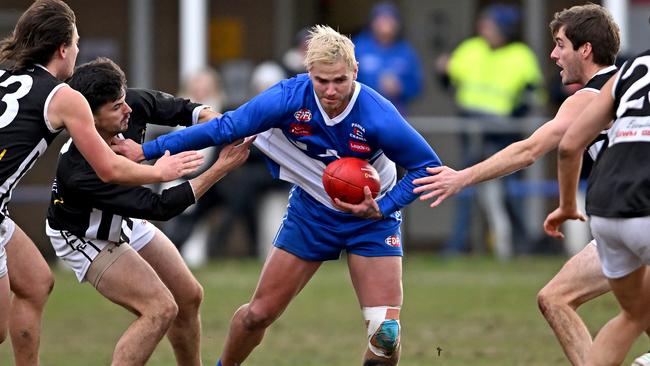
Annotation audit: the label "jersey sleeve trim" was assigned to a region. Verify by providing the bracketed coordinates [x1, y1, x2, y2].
[43, 83, 68, 133]
[576, 88, 600, 94]
[192, 105, 210, 125]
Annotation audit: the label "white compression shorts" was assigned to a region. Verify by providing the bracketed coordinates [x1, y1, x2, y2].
[46, 219, 156, 283]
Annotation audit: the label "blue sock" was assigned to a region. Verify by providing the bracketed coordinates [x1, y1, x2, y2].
[216, 360, 222, 366]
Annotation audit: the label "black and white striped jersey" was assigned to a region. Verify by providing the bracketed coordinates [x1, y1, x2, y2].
[0, 65, 66, 221]
[578, 65, 618, 161]
[587, 49, 650, 217]
[46, 88, 201, 242]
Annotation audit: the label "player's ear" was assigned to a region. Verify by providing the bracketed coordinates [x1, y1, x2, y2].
[57, 43, 68, 60]
[581, 42, 592, 59]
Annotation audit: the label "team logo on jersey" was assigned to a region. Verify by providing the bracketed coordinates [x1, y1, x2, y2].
[385, 235, 401, 247]
[294, 108, 312, 122]
[350, 123, 367, 141]
[349, 140, 371, 153]
[290, 123, 313, 136]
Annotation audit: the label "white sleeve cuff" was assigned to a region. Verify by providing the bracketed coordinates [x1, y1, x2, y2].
[192, 105, 211, 125]
[188, 181, 198, 202]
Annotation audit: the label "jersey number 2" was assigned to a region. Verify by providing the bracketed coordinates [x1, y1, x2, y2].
[0, 70, 34, 128]
[616, 56, 650, 118]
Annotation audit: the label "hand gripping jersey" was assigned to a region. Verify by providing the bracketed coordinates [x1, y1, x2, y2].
[142, 74, 441, 216]
[587, 50, 650, 218]
[46, 88, 202, 242]
[0, 65, 67, 222]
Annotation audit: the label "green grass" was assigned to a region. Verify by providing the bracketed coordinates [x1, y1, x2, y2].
[0, 255, 647, 365]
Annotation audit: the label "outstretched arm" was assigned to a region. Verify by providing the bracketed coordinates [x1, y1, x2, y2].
[71, 138, 254, 222]
[50, 87, 203, 184]
[412, 91, 598, 208]
[544, 76, 617, 238]
[140, 83, 287, 160]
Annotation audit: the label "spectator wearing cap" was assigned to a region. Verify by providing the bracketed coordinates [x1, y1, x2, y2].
[353, 2, 423, 115]
[435, 4, 544, 259]
[440, 4, 543, 118]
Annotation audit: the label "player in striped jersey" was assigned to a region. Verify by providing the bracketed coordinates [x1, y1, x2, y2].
[0, 1, 202, 364]
[412, 5, 647, 365]
[46, 58, 253, 365]
[113, 25, 441, 366]
[544, 48, 650, 365]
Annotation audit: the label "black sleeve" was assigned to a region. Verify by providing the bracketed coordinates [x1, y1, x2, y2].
[126, 88, 203, 128]
[73, 170, 197, 221]
[122, 88, 205, 143]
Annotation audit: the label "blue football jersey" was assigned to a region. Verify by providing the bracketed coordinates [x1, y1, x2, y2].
[143, 74, 441, 216]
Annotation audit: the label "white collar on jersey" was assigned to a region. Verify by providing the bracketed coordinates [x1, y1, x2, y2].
[590, 65, 617, 80]
[313, 81, 361, 126]
[34, 64, 49, 72]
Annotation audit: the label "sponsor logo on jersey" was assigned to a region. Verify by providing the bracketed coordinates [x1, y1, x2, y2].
[350, 122, 367, 141]
[294, 108, 312, 122]
[385, 235, 401, 247]
[349, 140, 371, 153]
[609, 117, 650, 146]
[290, 123, 313, 136]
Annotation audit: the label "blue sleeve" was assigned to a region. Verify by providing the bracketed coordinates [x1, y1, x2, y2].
[143, 83, 287, 159]
[374, 110, 441, 216]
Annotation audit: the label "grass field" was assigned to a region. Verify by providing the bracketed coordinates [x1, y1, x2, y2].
[0, 255, 646, 365]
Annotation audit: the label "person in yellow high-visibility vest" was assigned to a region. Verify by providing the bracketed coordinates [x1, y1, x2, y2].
[436, 4, 544, 258]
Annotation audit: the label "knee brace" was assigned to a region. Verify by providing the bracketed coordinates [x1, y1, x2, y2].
[362, 306, 401, 358]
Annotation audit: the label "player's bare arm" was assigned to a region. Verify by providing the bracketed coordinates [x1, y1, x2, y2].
[544, 76, 617, 238]
[49, 87, 203, 184]
[189, 137, 255, 199]
[333, 186, 383, 220]
[412, 90, 598, 208]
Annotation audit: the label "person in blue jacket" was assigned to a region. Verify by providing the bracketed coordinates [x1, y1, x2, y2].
[113, 24, 441, 366]
[353, 2, 423, 115]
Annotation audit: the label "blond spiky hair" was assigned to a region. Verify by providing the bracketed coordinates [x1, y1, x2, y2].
[303, 25, 356, 71]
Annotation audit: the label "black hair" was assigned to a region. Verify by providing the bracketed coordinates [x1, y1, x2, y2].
[68, 57, 127, 114]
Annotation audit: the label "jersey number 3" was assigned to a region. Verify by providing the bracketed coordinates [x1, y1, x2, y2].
[0, 70, 34, 128]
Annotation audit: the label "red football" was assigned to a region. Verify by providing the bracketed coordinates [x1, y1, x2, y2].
[322, 157, 381, 204]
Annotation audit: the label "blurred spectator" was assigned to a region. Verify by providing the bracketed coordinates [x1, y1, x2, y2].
[436, 4, 543, 259]
[282, 27, 309, 77]
[251, 61, 287, 93]
[353, 2, 423, 114]
[181, 67, 227, 112]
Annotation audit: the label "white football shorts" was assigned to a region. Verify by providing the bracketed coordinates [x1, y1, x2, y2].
[590, 215, 650, 279]
[46, 218, 156, 282]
